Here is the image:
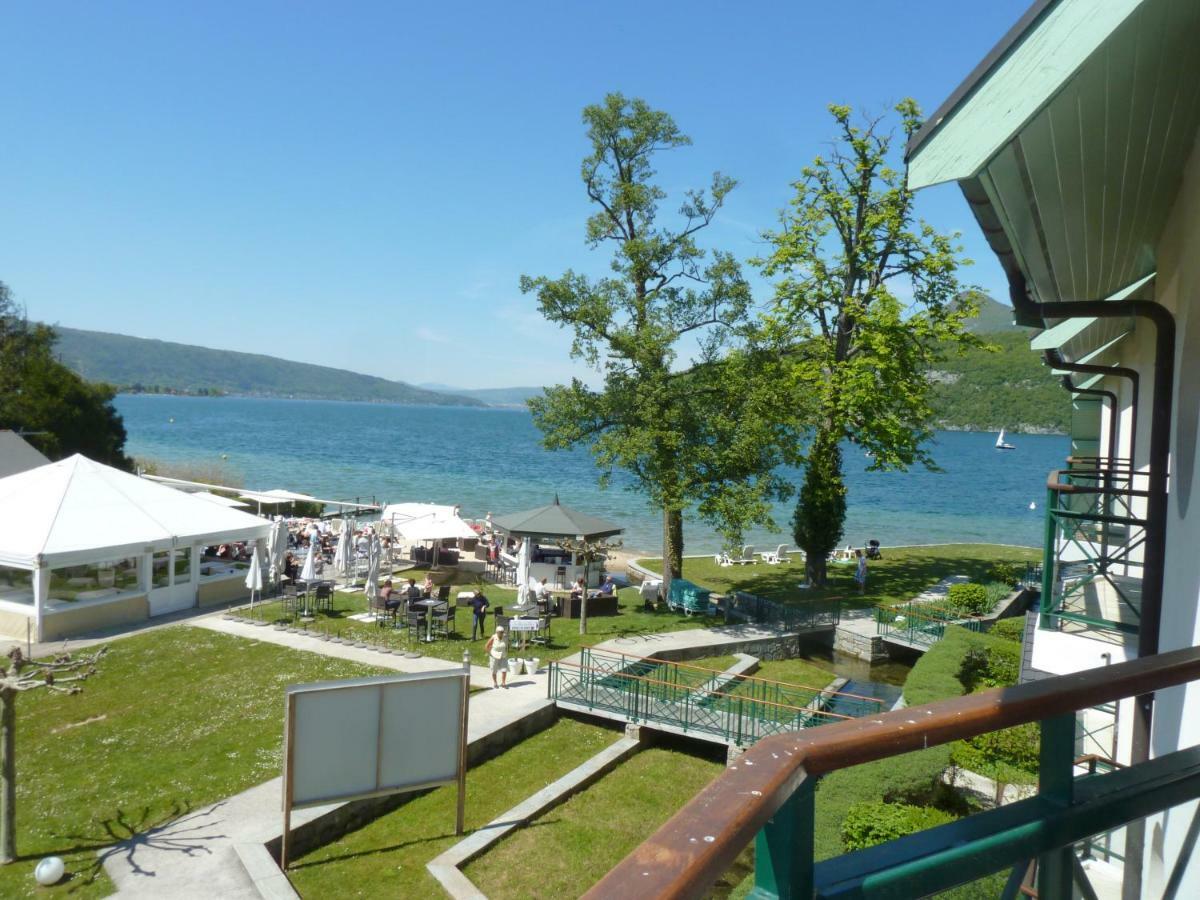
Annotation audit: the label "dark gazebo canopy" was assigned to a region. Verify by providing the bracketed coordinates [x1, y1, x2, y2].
[492, 498, 623, 542]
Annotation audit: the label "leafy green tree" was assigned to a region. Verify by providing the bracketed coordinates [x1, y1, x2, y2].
[791, 433, 847, 577]
[522, 94, 786, 595]
[757, 102, 976, 585]
[0, 281, 132, 469]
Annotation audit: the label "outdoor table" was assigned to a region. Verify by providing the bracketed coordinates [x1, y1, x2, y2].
[412, 598, 445, 642]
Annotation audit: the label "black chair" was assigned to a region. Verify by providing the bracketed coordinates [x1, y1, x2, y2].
[433, 603, 454, 638]
[406, 608, 426, 643]
[533, 614, 552, 646]
[313, 582, 333, 613]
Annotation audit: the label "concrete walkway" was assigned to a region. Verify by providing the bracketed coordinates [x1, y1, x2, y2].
[101, 617, 554, 899]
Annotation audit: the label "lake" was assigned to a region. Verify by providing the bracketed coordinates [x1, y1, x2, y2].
[114, 394, 1068, 554]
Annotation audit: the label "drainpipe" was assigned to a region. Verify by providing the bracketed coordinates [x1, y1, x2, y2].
[1043, 347, 1140, 464]
[1010, 272, 1173, 900]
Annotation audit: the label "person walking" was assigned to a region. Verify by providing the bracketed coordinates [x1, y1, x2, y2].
[469, 589, 491, 640]
[485, 625, 508, 689]
[854, 548, 868, 595]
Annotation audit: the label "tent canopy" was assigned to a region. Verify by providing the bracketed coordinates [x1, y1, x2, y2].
[380, 503, 477, 542]
[0, 454, 271, 569]
[493, 499, 623, 542]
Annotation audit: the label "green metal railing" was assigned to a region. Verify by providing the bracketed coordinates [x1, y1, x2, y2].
[1041, 460, 1147, 636]
[587, 645, 1200, 900]
[875, 602, 985, 646]
[548, 649, 884, 746]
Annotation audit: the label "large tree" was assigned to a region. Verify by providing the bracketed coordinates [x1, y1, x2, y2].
[0, 281, 132, 469]
[522, 94, 787, 596]
[757, 102, 977, 586]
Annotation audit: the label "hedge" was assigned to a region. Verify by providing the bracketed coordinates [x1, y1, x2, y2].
[841, 801, 955, 851]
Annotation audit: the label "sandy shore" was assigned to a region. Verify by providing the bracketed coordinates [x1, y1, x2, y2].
[606, 546, 654, 575]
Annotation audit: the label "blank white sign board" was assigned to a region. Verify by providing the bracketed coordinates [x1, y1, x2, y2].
[285, 669, 467, 810]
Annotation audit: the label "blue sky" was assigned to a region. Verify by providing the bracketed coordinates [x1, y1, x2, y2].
[0, 1, 1029, 389]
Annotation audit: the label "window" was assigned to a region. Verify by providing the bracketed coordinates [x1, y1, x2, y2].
[152, 551, 171, 589]
[173, 548, 191, 585]
[0, 565, 34, 606]
[49, 558, 141, 603]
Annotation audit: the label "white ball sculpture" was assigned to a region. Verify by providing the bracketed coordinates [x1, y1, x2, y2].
[34, 856, 65, 886]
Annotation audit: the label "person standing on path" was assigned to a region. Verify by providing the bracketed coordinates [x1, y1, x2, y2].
[854, 548, 868, 595]
[485, 625, 508, 688]
[470, 590, 491, 640]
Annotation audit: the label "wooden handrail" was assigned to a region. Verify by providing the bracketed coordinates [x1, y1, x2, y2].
[1047, 469, 1150, 496]
[584, 644, 1200, 899]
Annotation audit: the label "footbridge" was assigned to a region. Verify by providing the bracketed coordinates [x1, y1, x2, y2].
[548, 648, 886, 749]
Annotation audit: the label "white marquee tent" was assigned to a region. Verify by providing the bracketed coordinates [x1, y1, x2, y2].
[0, 455, 271, 639]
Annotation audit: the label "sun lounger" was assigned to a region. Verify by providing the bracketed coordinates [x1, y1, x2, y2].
[727, 545, 756, 565]
[758, 544, 789, 565]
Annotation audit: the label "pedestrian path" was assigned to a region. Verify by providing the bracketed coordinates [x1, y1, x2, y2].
[101, 616, 553, 898]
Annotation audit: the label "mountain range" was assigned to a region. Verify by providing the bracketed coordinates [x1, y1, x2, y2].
[50, 296, 1069, 431]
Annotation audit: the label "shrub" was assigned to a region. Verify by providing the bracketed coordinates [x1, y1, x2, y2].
[961, 640, 1020, 690]
[953, 722, 1041, 782]
[988, 561, 1025, 586]
[989, 616, 1027, 643]
[813, 746, 954, 860]
[983, 581, 1012, 607]
[946, 582, 992, 616]
[841, 801, 954, 851]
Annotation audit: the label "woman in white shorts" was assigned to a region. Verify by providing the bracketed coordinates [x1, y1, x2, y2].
[485, 625, 508, 688]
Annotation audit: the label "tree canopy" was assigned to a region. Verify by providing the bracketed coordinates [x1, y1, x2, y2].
[757, 102, 976, 583]
[0, 282, 132, 469]
[522, 94, 789, 586]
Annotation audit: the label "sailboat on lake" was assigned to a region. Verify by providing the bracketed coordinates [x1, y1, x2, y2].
[995, 428, 1016, 451]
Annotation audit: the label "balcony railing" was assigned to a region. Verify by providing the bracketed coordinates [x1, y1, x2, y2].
[1041, 459, 1147, 637]
[586, 644, 1200, 899]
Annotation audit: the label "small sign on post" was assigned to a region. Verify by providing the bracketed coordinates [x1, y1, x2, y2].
[280, 660, 470, 868]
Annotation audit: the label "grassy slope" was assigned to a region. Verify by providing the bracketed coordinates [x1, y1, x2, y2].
[637, 544, 1040, 610]
[2, 627, 385, 898]
[52, 326, 484, 405]
[288, 718, 622, 898]
[462, 745, 724, 899]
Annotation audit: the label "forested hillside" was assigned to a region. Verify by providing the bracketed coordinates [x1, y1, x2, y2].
[930, 331, 1069, 433]
[52, 327, 484, 406]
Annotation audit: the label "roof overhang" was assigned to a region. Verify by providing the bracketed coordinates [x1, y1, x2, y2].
[908, 0, 1200, 325]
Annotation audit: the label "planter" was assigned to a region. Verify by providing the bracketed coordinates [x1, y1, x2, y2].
[529, 657, 540, 674]
[508, 658, 523, 677]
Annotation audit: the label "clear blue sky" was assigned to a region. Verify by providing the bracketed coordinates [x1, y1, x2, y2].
[1, 1, 1029, 389]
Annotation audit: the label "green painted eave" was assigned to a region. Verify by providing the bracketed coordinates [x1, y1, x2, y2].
[909, 0, 1145, 189]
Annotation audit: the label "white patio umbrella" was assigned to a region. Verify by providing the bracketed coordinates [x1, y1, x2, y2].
[300, 540, 318, 582]
[333, 524, 354, 584]
[244, 543, 264, 613]
[364, 533, 381, 605]
[266, 518, 288, 590]
[516, 536, 531, 604]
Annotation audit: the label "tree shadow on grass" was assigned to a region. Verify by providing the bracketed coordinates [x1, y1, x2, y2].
[53, 799, 228, 885]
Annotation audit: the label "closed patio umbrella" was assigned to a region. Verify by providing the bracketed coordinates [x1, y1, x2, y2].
[516, 536, 531, 603]
[300, 540, 317, 582]
[244, 543, 264, 613]
[333, 524, 354, 584]
[267, 518, 288, 591]
[364, 533, 381, 604]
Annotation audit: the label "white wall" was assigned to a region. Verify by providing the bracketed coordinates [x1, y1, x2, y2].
[1143, 124, 1200, 898]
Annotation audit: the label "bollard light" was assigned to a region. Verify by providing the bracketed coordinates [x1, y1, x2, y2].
[34, 856, 65, 886]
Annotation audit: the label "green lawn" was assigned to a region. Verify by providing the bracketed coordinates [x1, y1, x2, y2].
[462, 744, 725, 899]
[638, 543, 1039, 611]
[287, 717, 622, 898]
[2, 627, 386, 898]
[246, 573, 714, 668]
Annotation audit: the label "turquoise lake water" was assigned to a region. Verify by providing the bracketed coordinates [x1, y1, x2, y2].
[114, 394, 1068, 554]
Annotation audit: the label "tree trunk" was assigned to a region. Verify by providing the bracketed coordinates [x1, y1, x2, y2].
[662, 507, 683, 605]
[1, 690, 15, 864]
[806, 554, 828, 589]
